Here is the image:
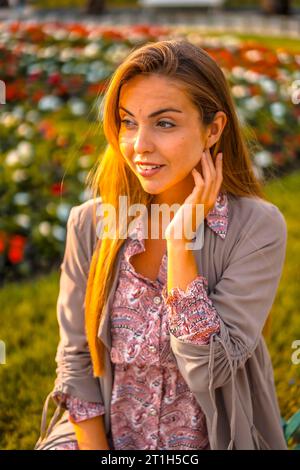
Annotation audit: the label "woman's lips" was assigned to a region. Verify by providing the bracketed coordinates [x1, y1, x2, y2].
[136, 164, 165, 177]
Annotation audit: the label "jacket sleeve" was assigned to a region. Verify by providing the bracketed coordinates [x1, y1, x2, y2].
[169, 204, 287, 394]
[52, 205, 103, 403]
[36, 204, 103, 446]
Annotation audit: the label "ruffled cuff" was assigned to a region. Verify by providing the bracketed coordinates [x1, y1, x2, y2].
[52, 391, 105, 423]
[161, 275, 220, 344]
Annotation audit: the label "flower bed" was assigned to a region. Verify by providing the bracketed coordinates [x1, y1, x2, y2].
[0, 21, 299, 281]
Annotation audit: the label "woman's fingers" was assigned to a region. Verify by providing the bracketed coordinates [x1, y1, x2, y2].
[201, 149, 214, 201]
[214, 152, 223, 196]
[205, 149, 223, 198]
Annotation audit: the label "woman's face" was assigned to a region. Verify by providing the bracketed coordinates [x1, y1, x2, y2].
[118, 74, 210, 204]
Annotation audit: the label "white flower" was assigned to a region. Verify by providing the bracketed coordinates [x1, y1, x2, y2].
[5, 150, 20, 166]
[270, 102, 286, 119]
[41, 46, 58, 58]
[231, 66, 245, 80]
[231, 85, 250, 98]
[60, 47, 76, 61]
[15, 214, 30, 229]
[1, 112, 19, 127]
[244, 96, 264, 112]
[56, 203, 71, 222]
[84, 43, 100, 58]
[26, 110, 40, 123]
[17, 123, 34, 139]
[52, 225, 66, 241]
[28, 64, 43, 76]
[38, 95, 63, 111]
[68, 98, 87, 116]
[13, 192, 30, 205]
[61, 63, 75, 75]
[12, 169, 28, 183]
[244, 50, 263, 62]
[254, 151, 272, 168]
[17, 141, 33, 164]
[86, 64, 110, 83]
[259, 78, 277, 94]
[52, 29, 68, 41]
[243, 70, 261, 83]
[38, 221, 52, 237]
[23, 44, 38, 55]
[78, 155, 91, 168]
[103, 44, 130, 64]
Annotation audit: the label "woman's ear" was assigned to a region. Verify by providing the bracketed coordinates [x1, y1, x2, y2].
[206, 111, 227, 149]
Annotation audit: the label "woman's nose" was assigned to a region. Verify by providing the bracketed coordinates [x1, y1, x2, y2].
[133, 126, 154, 154]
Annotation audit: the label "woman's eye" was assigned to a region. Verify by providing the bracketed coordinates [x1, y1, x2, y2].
[120, 119, 174, 129]
[120, 119, 133, 127]
[158, 120, 174, 128]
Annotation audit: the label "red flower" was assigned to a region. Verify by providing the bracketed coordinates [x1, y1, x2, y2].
[48, 72, 61, 86]
[51, 182, 65, 196]
[8, 235, 26, 264]
[81, 143, 95, 154]
[38, 120, 57, 140]
[31, 89, 45, 104]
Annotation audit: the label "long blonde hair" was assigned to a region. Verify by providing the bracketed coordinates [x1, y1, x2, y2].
[85, 39, 268, 377]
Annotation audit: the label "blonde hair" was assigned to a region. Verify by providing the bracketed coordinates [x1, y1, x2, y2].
[85, 39, 269, 377]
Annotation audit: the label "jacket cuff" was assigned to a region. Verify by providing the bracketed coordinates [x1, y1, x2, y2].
[53, 376, 104, 404]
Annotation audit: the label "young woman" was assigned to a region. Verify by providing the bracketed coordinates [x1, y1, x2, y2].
[35, 39, 287, 450]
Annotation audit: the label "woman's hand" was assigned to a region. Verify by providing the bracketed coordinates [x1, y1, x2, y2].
[164, 148, 223, 245]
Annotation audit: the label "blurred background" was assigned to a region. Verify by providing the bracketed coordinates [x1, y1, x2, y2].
[0, 0, 299, 450]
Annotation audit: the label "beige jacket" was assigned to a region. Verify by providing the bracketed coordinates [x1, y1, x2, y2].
[35, 193, 288, 450]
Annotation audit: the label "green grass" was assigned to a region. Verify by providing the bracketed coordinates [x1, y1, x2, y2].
[264, 171, 300, 421]
[0, 171, 300, 450]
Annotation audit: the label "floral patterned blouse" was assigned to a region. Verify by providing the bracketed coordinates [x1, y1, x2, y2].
[52, 191, 229, 450]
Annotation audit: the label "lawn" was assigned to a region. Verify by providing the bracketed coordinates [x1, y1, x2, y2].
[0, 170, 299, 450]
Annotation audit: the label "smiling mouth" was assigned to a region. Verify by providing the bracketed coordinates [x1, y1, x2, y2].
[136, 164, 166, 177]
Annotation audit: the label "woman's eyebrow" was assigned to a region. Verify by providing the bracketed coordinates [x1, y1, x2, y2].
[119, 106, 183, 118]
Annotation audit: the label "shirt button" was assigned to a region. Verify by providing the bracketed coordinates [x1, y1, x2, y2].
[153, 296, 161, 305]
[149, 408, 157, 416]
[148, 345, 157, 353]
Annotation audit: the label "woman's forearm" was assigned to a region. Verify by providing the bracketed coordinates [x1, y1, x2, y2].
[71, 415, 110, 450]
[167, 241, 199, 294]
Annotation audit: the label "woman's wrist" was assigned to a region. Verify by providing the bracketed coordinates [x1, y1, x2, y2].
[72, 415, 110, 450]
